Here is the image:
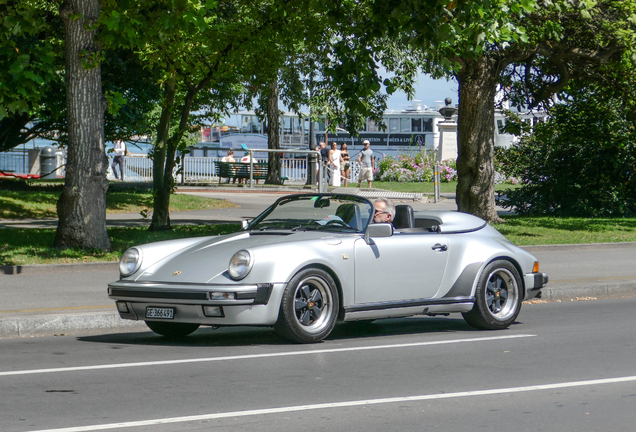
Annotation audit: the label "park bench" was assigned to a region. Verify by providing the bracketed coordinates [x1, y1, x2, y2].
[214, 161, 287, 184]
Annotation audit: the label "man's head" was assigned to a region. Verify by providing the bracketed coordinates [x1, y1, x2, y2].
[373, 198, 396, 224]
[319, 141, 326, 149]
[363, 140, 370, 149]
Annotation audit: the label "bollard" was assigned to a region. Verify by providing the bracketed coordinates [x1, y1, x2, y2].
[40, 147, 58, 179]
[434, 163, 440, 203]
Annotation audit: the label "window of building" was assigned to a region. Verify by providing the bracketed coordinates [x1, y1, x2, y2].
[388, 118, 399, 132]
[400, 118, 410, 132]
[368, 119, 380, 132]
[411, 118, 422, 132]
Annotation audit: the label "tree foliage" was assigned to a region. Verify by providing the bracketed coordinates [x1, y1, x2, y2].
[499, 85, 636, 217]
[347, 0, 636, 222]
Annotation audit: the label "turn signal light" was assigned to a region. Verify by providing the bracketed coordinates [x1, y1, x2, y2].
[533, 261, 540, 273]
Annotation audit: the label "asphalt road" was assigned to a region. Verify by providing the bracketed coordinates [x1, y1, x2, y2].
[1, 296, 635, 432]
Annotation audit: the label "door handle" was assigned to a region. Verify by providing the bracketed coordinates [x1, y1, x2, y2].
[432, 243, 448, 252]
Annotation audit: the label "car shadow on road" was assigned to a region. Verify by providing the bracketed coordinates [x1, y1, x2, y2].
[77, 316, 476, 347]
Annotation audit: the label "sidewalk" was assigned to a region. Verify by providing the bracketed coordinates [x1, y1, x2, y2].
[1, 185, 635, 338]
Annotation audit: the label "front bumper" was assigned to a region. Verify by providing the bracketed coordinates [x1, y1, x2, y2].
[524, 272, 549, 299]
[107, 281, 285, 326]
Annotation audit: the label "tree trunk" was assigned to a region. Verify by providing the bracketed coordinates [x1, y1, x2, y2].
[266, 79, 283, 185]
[149, 75, 176, 231]
[55, 0, 110, 250]
[455, 57, 503, 223]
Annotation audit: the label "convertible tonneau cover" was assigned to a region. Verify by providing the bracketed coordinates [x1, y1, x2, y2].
[414, 210, 487, 234]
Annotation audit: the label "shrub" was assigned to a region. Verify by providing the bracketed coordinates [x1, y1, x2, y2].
[498, 88, 636, 217]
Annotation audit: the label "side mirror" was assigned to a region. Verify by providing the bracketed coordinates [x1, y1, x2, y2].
[364, 223, 393, 244]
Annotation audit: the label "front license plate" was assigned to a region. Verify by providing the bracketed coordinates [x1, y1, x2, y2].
[146, 307, 174, 319]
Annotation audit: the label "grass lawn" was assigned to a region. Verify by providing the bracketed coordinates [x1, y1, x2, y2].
[0, 185, 236, 219]
[494, 216, 636, 246]
[0, 224, 242, 266]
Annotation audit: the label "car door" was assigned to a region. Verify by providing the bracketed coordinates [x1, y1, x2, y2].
[354, 233, 449, 304]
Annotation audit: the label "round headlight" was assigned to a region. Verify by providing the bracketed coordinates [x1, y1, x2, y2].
[119, 248, 142, 277]
[228, 250, 253, 280]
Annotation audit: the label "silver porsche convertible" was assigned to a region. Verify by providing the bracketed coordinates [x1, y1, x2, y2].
[108, 193, 548, 343]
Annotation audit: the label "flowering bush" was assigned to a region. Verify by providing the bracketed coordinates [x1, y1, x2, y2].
[377, 150, 457, 182]
[376, 149, 519, 184]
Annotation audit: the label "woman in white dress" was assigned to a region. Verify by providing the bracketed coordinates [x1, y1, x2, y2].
[328, 142, 342, 186]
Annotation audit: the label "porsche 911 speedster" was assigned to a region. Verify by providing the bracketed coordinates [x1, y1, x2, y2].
[108, 193, 548, 343]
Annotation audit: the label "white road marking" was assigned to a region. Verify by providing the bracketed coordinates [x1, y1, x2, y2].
[0, 334, 534, 377]
[26, 375, 636, 432]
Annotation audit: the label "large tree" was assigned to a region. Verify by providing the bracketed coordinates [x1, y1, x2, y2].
[54, 0, 110, 250]
[330, 0, 636, 222]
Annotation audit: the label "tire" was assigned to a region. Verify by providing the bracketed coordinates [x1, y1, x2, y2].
[462, 260, 522, 330]
[275, 268, 340, 343]
[145, 321, 200, 337]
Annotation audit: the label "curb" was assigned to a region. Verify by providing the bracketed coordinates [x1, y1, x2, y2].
[1, 261, 118, 276]
[0, 311, 146, 339]
[538, 281, 636, 302]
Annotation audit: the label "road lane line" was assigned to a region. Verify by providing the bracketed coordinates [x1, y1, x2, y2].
[25, 375, 636, 432]
[0, 334, 534, 377]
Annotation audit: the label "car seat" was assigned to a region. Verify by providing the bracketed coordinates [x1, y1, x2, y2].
[393, 205, 415, 229]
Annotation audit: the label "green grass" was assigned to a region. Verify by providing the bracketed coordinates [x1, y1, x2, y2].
[0, 188, 236, 219]
[493, 216, 636, 246]
[0, 224, 242, 266]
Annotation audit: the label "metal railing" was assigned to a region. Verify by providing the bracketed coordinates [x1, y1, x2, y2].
[2, 149, 365, 186]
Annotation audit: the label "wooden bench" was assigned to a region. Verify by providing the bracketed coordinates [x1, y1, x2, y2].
[214, 162, 287, 184]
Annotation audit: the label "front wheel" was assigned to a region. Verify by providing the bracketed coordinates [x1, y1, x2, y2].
[145, 321, 200, 338]
[275, 268, 339, 343]
[463, 260, 522, 330]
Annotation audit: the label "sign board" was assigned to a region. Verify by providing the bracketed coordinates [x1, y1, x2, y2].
[220, 134, 268, 158]
[315, 132, 433, 148]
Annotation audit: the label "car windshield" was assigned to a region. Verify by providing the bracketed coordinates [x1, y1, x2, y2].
[246, 194, 374, 233]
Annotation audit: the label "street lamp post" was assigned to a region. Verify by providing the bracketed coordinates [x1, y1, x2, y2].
[386, 127, 396, 148]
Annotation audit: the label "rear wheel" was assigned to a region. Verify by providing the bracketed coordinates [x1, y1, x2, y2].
[145, 321, 200, 337]
[463, 260, 522, 330]
[275, 268, 339, 343]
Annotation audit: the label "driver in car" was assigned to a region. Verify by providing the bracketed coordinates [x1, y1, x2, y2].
[373, 198, 396, 224]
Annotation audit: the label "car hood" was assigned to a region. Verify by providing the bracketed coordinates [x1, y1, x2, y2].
[134, 230, 341, 284]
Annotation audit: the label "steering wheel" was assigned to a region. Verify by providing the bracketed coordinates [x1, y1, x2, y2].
[324, 219, 350, 228]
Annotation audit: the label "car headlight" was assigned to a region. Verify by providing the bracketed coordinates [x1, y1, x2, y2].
[228, 250, 253, 280]
[119, 248, 142, 277]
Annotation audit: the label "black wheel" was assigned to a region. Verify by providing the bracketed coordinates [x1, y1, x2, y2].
[145, 321, 200, 337]
[275, 268, 339, 343]
[462, 260, 522, 330]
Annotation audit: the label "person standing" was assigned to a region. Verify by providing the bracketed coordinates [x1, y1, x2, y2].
[111, 140, 126, 181]
[328, 142, 342, 187]
[319, 141, 330, 185]
[357, 140, 374, 188]
[340, 143, 350, 187]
